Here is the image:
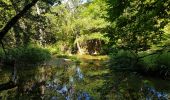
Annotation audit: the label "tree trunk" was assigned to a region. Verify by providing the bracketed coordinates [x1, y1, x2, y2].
[76, 41, 83, 55]
[36, 3, 45, 47]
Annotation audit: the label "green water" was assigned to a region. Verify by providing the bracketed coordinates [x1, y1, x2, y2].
[0, 56, 170, 100]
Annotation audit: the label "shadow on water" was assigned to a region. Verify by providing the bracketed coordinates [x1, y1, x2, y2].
[99, 71, 170, 100]
[0, 55, 170, 100]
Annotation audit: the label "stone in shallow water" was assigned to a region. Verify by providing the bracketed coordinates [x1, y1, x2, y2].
[78, 92, 91, 100]
[51, 96, 57, 100]
[65, 96, 71, 100]
[57, 85, 68, 94]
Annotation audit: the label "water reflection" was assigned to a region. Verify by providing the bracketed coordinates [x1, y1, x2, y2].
[100, 71, 170, 100]
[143, 84, 169, 100]
[0, 57, 170, 99]
[78, 92, 91, 100]
[76, 67, 83, 80]
[45, 63, 87, 100]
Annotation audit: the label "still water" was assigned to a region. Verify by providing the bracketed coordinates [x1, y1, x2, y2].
[0, 56, 170, 100]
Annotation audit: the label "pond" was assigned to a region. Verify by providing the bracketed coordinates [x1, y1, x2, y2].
[0, 55, 170, 100]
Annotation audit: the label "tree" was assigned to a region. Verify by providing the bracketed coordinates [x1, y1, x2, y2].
[0, 0, 39, 41]
[45, 0, 109, 54]
[0, 0, 61, 92]
[106, 0, 170, 52]
[0, 0, 61, 45]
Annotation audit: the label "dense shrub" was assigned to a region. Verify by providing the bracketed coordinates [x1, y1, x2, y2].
[109, 50, 170, 78]
[109, 50, 137, 71]
[140, 52, 170, 68]
[3, 46, 51, 65]
[157, 52, 170, 68]
[46, 45, 61, 55]
[138, 54, 157, 71]
[139, 51, 170, 77]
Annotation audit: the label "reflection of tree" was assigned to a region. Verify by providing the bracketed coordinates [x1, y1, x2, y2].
[107, 0, 170, 52]
[0, 81, 17, 91]
[100, 72, 144, 99]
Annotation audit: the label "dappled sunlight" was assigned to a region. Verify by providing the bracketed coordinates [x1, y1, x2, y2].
[0, 0, 170, 99]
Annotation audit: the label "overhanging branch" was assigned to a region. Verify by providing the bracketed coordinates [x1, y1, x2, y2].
[0, 0, 39, 41]
[138, 45, 170, 60]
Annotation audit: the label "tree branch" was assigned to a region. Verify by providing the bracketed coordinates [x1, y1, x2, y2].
[0, 0, 39, 41]
[138, 45, 170, 59]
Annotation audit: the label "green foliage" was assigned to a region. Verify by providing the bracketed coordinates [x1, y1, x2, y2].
[75, 32, 109, 44]
[106, 0, 170, 79]
[109, 50, 170, 78]
[139, 51, 170, 71]
[0, 0, 110, 55]
[46, 44, 62, 55]
[4, 46, 51, 65]
[109, 50, 137, 71]
[106, 0, 170, 52]
[157, 52, 170, 67]
[44, 0, 109, 54]
[139, 54, 158, 71]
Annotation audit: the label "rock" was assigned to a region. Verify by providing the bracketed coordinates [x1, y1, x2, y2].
[51, 96, 57, 100]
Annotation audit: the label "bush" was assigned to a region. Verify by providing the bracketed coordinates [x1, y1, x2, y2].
[46, 45, 61, 55]
[139, 51, 170, 69]
[109, 50, 137, 71]
[157, 52, 170, 68]
[109, 49, 170, 78]
[155, 52, 170, 77]
[138, 51, 170, 78]
[138, 54, 157, 71]
[4, 46, 51, 65]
